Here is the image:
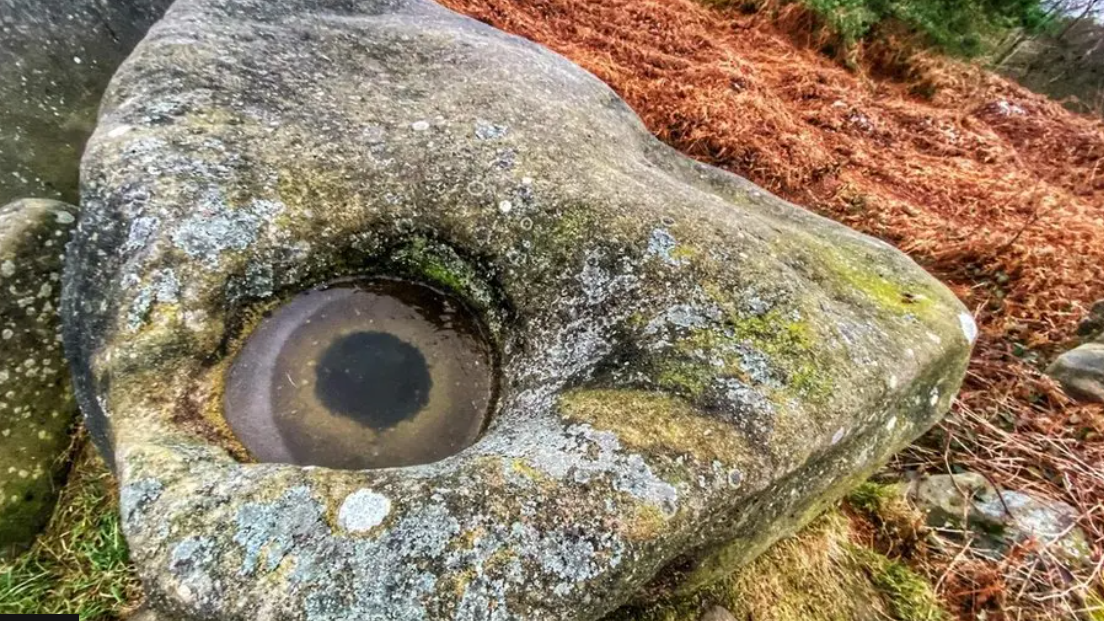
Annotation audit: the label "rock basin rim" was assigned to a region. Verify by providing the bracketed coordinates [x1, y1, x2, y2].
[223, 275, 500, 471]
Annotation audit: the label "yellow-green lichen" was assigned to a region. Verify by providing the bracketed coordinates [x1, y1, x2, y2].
[652, 296, 834, 404]
[523, 205, 605, 271]
[669, 244, 699, 263]
[508, 459, 549, 483]
[276, 167, 363, 225]
[623, 503, 669, 542]
[558, 389, 753, 465]
[810, 239, 943, 322]
[726, 307, 832, 401]
[546, 207, 600, 249]
[654, 360, 714, 399]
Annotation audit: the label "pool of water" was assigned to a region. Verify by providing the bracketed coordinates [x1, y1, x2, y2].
[224, 278, 496, 470]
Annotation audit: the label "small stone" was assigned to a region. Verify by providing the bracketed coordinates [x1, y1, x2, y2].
[1075, 299, 1104, 340]
[410, 120, 430, 131]
[910, 473, 1092, 566]
[1046, 342, 1104, 403]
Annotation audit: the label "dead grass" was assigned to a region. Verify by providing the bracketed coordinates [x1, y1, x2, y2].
[436, 0, 1104, 618]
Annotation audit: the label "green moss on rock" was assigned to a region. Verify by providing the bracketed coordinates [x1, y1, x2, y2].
[559, 388, 754, 465]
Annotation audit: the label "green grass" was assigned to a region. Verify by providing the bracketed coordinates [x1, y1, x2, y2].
[0, 439, 141, 618]
[742, 0, 1050, 59]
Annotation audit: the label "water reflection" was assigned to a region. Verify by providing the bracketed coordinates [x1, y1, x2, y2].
[224, 278, 495, 469]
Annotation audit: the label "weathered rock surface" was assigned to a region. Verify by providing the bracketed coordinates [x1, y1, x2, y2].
[1046, 299, 1104, 403]
[910, 473, 1092, 566]
[1074, 299, 1104, 340]
[0, 198, 79, 558]
[1047, 342, 1104, 403]
[0, 0, 172, 205]
[62, 0, 974, 619]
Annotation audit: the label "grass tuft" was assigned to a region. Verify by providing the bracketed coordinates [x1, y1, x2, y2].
[0, 435, 141, 619]
[607, 510, 949, 621]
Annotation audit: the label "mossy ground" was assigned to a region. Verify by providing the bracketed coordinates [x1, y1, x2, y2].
[608, 506, 948, 621]
[0, 432, 141, 619]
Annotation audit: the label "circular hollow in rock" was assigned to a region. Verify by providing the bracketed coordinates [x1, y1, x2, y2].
[224, 278, 496, 470]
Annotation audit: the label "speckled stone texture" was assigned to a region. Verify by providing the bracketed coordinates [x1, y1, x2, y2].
[0, 0, 173, 205]
[0, 198, 78, 558]
[63, 0, 975, 619]
[1047, 341, 1104, 403]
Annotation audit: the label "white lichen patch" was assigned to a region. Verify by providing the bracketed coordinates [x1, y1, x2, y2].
[643, 304, 722, 335]
[646, 228, 684, 266]
[474, 120, 509, 140]
[171, 194, 284, 266]
[127, 269, 181, 331]
[107, 125, 133, 139]
[959, 311, 978, 344]
[337, 489, 392, 534]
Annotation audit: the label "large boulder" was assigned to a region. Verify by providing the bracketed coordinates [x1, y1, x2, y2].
[0, 198, 79, 558]
[62, 0, 974, 619]
[0, 0, 172, 205]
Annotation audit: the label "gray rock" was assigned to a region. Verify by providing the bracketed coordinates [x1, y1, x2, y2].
[910, 473, 1092, 566]
[0, 198, 79, 558]
[1047, 342, 1104, 403]
[0, 0, 172, 205]
[61, 0, 974, 619]
[1075, 299, 1104, 340]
